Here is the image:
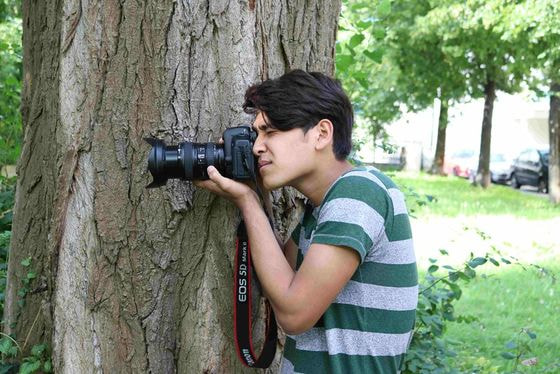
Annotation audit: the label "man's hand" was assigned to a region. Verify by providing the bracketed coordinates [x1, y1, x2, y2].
[194, 166, 259, 208]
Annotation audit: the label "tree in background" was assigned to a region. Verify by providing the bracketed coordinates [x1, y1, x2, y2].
[509, 0, 560, 203]
[418, 0, 534, 188]
[4, 1, 340, 372]
[384, 1, 469, 175]
[336, 0, 403, 155]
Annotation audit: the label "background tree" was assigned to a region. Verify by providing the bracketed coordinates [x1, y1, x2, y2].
[420, 0, 533, 188]
[509, 0, 560, 203]
[4, 1, 341, 372]
[336, 0, 403, 154]
[383, 1, 469, 175]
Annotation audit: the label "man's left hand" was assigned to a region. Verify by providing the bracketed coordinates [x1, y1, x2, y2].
[194, 166, 259, 208]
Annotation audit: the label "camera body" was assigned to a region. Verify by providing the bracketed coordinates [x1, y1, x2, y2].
[222, 126, 258, 180]
[145, 125, 257, 188]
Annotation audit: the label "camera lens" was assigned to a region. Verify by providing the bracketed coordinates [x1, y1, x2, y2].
[145, 138, 225, 187]
[184, 142, 225, 180]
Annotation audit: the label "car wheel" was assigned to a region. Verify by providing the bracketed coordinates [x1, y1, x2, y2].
[538, 179, 548, 194]
[511, 174, 520, 189]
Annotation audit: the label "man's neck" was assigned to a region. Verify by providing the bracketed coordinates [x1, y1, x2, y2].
[294, 159, 354, 207]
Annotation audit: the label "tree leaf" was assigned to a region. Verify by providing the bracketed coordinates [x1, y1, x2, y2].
[468, 257, 487, 268]
[349, 33, 365, 49]
[501, 352, 516, 360]
[336, 54, 354, 73]
[364, 48, 384, 63]
[526, 330, 537, 340]
[378, 0, 392, 18]
[21, 257, 31, 267]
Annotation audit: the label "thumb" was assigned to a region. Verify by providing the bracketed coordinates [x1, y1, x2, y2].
[207, 166, 228, 187]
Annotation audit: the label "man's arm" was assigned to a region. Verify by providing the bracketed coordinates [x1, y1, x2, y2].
[195, 166, 360, 335]
[240, 195, 360, 335]
[283, 238, 298, 271]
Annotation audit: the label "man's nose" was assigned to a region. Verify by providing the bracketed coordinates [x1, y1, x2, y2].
[253, 135, 265, 156]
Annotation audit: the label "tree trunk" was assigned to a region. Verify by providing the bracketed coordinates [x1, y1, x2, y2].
[430, 97, 448, 175]
[549, 82, 560, 204]
[5, 1, 341, 373]
[475, 80, 495, 188]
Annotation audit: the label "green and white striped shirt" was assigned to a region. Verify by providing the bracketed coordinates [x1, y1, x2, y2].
[281, 166, 418, 374]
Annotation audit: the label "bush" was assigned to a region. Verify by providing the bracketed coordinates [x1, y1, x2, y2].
[0, 174, 15, 317]
[0, 16, 23, 166]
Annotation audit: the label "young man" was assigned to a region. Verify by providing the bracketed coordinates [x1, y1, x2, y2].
[195, 70, 418, 373]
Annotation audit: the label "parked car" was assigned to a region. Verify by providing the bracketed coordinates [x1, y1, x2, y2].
[510, 148, 549, 193]
[444, 150, 477, 178]
[489, 153, 513, 184]
[465, 153, 513, 183]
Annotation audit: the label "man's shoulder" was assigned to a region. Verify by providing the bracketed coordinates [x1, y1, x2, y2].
[323, 166, 398, 204]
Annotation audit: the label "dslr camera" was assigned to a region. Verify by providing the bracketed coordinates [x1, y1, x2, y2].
[146, 126, 257, 188]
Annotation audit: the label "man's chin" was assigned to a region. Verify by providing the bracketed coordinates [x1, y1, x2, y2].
[261, 177, 282, 191]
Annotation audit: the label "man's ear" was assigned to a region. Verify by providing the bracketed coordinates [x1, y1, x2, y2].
[314, 119, 334, 151]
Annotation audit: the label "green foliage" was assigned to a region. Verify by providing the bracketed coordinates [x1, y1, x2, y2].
[0, 175, 15, 316]
[383, 1, 468, 111]
[337, 0, 403, 148]
[0, 336, 52, 374]
[19, 343, 52, 374]
[337, 0, 540, 165]
[404, 246, 515, 373]
[0, 16, 22, 167]
[414, 0, 532, 98]
[0, 176, 51, 374]
[0, 0, 20, 21]
[501, 328, 538, 371]
[446, 261, 560, 372]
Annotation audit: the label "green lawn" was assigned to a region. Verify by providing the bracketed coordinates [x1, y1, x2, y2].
[392, 172, 560, 372]
[445, 263, 560, 372]
[391, 172, 560, 220]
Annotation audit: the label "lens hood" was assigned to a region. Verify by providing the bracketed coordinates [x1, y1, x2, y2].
[145, 138, 168, 188]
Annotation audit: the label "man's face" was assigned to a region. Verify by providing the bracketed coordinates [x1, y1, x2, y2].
[252, 112, 316, 190]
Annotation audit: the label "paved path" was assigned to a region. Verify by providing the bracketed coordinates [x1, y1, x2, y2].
[411, 215, 560, 269]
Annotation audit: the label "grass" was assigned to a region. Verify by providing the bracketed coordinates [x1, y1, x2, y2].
[391, 172, 560, 220]
[391, 172, 560, 372]
[446, 263, 560, 373]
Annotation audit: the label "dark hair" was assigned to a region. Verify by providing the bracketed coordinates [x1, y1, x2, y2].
[243, 69, 354, 160]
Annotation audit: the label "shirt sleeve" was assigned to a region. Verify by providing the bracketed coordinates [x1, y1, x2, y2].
[310, 176, 389, 263]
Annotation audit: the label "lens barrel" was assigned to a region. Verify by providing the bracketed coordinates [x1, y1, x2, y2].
[145, 138, 224, 188]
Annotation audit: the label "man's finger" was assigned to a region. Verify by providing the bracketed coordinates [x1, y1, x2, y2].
[207, 166, 228, 189]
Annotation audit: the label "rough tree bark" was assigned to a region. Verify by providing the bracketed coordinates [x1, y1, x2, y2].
[430, 98, 448, 175]
[474, 80, 495, 188]
[549, 82, 560, 204]
[4, 0, 341, 372]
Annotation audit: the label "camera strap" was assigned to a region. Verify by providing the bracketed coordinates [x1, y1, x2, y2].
[234, 220, 277, 368]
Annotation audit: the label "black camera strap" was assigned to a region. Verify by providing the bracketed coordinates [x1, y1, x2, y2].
[234, 220, 277, 368]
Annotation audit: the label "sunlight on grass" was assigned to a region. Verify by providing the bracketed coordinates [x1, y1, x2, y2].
[392, 172, 560, 220]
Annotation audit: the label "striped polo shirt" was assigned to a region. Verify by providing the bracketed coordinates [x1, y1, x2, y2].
[281, 166, 418, 373]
